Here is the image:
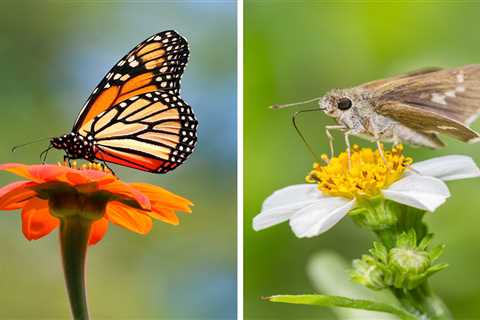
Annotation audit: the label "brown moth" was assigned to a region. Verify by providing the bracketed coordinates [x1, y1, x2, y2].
[275, 65, 480, 157]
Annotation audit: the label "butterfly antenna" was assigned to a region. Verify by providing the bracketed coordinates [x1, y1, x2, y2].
[292, 108, 323, 162]
[270, 97, 322, 110]
[11, 137, 53, 153]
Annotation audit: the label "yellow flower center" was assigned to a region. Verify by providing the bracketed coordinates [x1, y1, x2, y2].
[306, 144, 412, 199]
[58, 160, 113, 174]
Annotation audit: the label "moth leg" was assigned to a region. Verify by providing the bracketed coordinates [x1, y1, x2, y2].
[369, 124, 388, 166]
[325, 125, 346, 159]
[393, 133, 401, 147]
[344, 131, 352, 170]
[376, 140, 387, 166]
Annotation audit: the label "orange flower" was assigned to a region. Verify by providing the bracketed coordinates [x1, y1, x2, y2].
[0, 163, 193, 245]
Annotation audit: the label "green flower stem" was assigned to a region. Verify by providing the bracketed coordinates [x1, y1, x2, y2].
[392, 287, 427, 317]
[375, 228, 397, 249]
[59, 216, 92, 320]
[392, 283, 452, 320]
[413, 283, 452, 320]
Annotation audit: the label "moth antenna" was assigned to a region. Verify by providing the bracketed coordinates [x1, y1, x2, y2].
[11, 137, 53, 153]
[292, 108, 323, 162]
[270, 97, 322, 110]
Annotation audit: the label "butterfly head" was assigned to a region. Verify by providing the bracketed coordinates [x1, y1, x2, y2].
[50, 133, 95, 161]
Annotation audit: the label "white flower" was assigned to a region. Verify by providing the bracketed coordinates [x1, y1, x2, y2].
[253, 153, 480, 239]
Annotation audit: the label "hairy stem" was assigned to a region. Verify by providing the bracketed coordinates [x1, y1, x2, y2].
[59, 216, 92, 320]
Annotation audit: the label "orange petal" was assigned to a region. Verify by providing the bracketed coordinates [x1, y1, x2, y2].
[0, 180, 37, 210]
[129, 182, 192, 212]
[64, 169, 116, 185]
[21, 198, 59, 240]
[100, 181, 151, 210]
[106, 201, 152, 234]
[149, 206, 179, 225]
[0, 163, 116, 186]
[0, 163, 37, 181]
[88, 218, 109, 245]
[0, 163, 71, 184]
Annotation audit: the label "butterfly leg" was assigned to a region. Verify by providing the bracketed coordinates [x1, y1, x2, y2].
[325, 125, 346, 159]
[101, 161, 116, 176]
[64, 155, 72, 167]
[94, 155, 116, 176]
[39, 146, 53, 164]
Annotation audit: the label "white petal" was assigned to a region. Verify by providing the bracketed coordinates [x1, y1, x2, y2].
[383, 174, 450, 212]
[412, 155, 480, 181]
[262, 184, 323, 210]
[289, 198, 356, 238]
[253, 184, 323, 231]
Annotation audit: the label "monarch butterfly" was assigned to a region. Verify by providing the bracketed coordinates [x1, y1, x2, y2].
[49, 30, 197, 174]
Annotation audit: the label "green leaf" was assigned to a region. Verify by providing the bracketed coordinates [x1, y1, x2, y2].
[266, 294, 417, 320]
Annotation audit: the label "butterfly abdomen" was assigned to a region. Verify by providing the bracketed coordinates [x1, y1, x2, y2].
[51, 132, 95, 161]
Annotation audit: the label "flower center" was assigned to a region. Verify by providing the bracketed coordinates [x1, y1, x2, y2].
[306, 144, 412, 199]
[58, 161, 113, 174]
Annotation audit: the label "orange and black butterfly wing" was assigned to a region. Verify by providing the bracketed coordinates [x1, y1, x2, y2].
[81, 91, 197, 173]
[73, 30, 189, 135]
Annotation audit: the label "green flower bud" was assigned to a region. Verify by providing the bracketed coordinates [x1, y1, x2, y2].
[387, 230, 447, 289]
[390, 247, 430, 274]
[351, 255, 386, 290]
[352, 230, 448, 291]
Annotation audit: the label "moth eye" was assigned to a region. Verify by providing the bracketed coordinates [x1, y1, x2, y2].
[337, 98, 352, 110]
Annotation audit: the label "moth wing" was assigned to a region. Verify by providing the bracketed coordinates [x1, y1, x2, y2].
[360, 67, 443, 91]
[368, 65, 480, 126]
[376, 102, 480, 142]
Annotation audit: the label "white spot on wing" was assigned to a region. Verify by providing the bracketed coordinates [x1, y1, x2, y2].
[438, 125, 457, 130]
[445, 90, 456, 97]
[457, 72, 465, 83]
[431, 93, 447, 105]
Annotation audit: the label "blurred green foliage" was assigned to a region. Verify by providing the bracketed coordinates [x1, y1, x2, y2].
[245, 1, 480, 319]
[0, 1, 236, 319]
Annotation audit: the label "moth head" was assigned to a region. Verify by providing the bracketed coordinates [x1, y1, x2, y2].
[320, 90, 354, 118]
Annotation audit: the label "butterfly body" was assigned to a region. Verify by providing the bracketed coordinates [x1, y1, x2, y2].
[320, 65, 480, 148]
[51, 133, 95, 161]
[50, 30, 197, 173]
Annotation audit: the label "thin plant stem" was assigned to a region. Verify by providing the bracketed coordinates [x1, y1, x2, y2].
[414, 283, 452, 320]
[59, 216, 92, 320]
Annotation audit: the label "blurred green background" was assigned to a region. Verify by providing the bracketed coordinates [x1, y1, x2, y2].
[0, 1, 236, 319]
[245, 1, 480, 319]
